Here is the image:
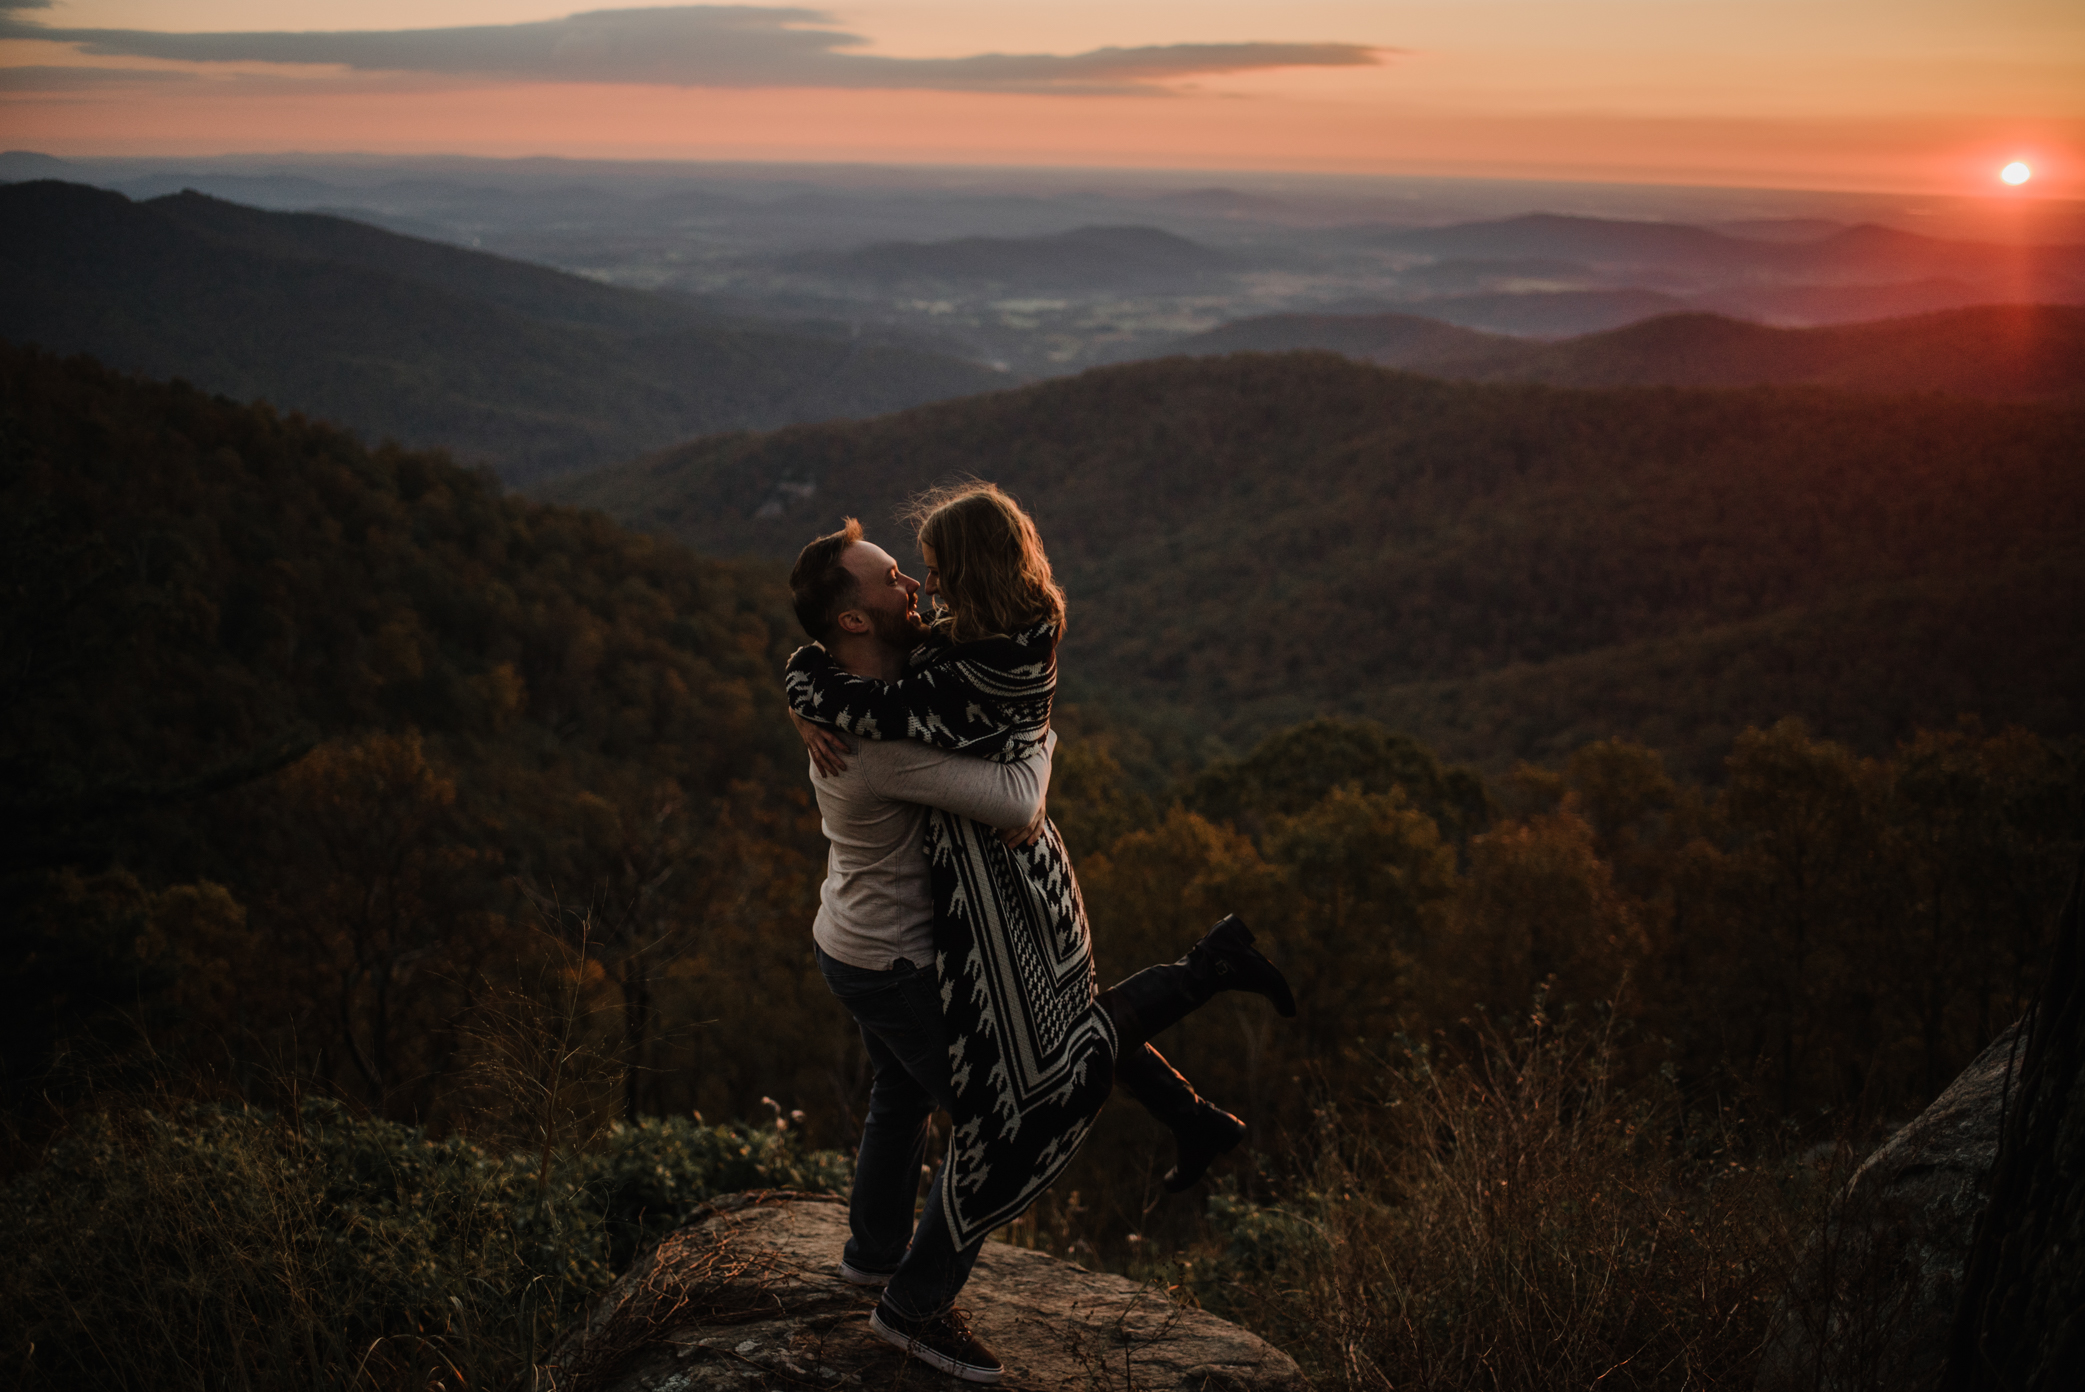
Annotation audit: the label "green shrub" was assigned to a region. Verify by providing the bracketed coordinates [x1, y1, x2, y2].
[1, 1100, 847, 1390]
[569, 1110, 853, 1270]
[1204, 1185, 1331, 1281]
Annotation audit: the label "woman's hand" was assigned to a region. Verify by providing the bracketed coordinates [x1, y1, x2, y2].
[998, 798, 1048, 849]
[789, 709, 850, 776]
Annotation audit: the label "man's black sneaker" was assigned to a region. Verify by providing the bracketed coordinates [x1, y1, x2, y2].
[1165, 1103, 1248, 1192]
[870, 1301, 1005, 1383]
[838, 1258, 897, 1287]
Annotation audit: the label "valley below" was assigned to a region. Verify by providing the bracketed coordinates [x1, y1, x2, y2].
[14, 150, 2084, 383]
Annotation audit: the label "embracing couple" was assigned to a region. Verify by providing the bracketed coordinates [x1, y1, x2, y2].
[783, 482, 1296, 1383]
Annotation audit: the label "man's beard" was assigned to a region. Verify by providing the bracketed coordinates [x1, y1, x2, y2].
[869, 605, 926, 649]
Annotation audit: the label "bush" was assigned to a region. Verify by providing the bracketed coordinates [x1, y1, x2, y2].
[1, 1100, 847, 1390]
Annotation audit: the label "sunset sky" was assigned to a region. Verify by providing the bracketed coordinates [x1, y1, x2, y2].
[2, 2, 2080, 196]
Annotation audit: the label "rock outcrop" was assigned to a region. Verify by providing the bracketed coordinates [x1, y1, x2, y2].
[1943, 865, 2085, 1392]
[542, 1191, 1311, 1391]
[1755, 1021, 2026, 1392]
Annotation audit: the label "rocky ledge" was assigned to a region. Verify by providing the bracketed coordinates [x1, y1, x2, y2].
[1755, 1020, 2027, 1391]
[542, 1190, 1311, 1391]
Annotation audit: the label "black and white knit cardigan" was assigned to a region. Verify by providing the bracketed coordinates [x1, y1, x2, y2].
[786, 621, 1119, 1248]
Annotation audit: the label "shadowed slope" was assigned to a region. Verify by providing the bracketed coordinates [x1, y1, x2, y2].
[0, 181, 1006, 483]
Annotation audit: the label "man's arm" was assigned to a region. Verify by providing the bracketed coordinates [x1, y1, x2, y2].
[868, 730, 1056, 831]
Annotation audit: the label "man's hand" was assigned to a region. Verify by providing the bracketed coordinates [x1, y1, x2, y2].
[789, 709, 850, 777]
[998, 798, 1048, 849]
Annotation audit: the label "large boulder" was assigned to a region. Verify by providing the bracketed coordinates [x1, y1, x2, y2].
[1756, 1021, 2025, 1392]
[543, 1190, 1312, 1390]
[1943, 867, 2085, 1392]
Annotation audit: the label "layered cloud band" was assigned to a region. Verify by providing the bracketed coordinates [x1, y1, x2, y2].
[0, 5, 1384, 96]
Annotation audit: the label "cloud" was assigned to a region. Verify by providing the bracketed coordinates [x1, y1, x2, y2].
[0, 64, 199, 91]
[0, 6, 1384, 95]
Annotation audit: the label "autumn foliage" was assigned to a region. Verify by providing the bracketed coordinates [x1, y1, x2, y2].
[2, 345, 2080, 1389]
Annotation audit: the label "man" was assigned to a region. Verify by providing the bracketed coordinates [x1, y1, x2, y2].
[786, 519, 1247, 1384]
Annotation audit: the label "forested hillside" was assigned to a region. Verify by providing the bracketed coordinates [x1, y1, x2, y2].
[0, 181, 1005, 482]
[551, 351, 2085, 773]
[7, 348, 2082, 1391]
[0, 342, 837, 1127]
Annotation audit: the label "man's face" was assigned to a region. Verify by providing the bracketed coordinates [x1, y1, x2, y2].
[839, 542, 924, 648]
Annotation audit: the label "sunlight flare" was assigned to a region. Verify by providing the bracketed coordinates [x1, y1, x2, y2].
[2001, 160, 2033, 185]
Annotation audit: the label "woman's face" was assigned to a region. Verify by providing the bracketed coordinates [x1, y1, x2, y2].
[920, 543, 943, 610]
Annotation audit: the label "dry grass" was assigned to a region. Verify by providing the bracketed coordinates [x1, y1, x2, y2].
[1187, 998, 1847, 1392]
[543, 1199, 809, 1392]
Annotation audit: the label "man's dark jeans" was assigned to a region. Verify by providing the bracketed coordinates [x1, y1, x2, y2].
[817, 944, 1209, 1317]
[816, 945, 981, 1320]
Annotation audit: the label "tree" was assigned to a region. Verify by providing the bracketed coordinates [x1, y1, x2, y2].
[1188, 718, 1491, 847]
[1263, 785, 1459, 1070]
[248, 733, 499, 1113]
[532, 783, 697, 1125]
[1446, 810, 1645, 1021]
[1712, 719, 1886, 1114]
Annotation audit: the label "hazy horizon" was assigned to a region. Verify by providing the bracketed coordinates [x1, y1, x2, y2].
[14, 146, 2085, 245]
[2, 3, 2077, 199]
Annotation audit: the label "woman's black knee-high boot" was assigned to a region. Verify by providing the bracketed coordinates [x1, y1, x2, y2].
[1098, 914, 1296, 1057]
[1115, 1043, 1249, 1191]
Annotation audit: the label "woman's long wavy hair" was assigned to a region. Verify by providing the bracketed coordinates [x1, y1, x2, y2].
[905, 481, 1067, 645]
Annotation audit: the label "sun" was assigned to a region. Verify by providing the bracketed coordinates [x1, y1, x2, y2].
[2000, 161, 2032, 185]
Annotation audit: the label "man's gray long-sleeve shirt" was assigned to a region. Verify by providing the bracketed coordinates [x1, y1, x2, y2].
[809, 730, 1056, 971]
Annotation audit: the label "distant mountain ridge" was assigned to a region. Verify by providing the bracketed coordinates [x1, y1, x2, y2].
[1163, 304, 2085, 401]
[121, 185, 699, 334]
[0, 180, 1006, 482]
[1375, 212, 2085, 283]
[1361, 213, 2085, 331]
[1166, 312, 1506, 366]
[548, 353, 2083, 772]
[1377, 213, 1770, 266]
[1399, 288, 1692, 337]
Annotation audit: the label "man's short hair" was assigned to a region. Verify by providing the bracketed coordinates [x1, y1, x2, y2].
[789, 517, 864, 640]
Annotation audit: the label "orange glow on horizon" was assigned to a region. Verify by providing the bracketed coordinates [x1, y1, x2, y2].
[0, 1, 2078, 207]
[5, 78, 2083, 201]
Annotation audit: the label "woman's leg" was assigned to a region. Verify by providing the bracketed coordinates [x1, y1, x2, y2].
[1114, 1042, 1249, 1192]
[1099, 916, 1290, 1190]
[1100, 914, 1295, 1055]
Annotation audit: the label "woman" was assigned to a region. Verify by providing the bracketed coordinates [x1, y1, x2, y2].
[785, 482, 1295, 1255]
